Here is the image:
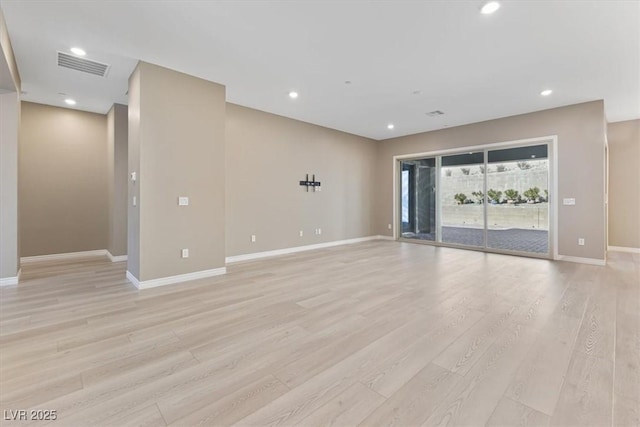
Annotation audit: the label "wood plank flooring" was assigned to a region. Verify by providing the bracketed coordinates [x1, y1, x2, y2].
[0, 241, 638, 426]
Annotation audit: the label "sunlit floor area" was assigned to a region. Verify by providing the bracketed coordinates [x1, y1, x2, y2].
[0, 241, 637, 426]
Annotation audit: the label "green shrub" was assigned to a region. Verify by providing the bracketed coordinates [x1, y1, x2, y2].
[496, 164, 507, 172]
[504, 189, 519, 202]
[517, 161, 532, 170]
[523, 186, 541, 202]
[487, 189, 502, 203]
[461, 168, 471, 175]
[471, 190, 484, 204]
[454, 193, 467, 205]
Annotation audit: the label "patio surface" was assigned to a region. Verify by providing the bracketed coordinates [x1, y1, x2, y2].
[402, 226, 548, 254]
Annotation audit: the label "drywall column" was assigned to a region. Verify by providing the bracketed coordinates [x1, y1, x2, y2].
[107, 103, 128, 260]
[0, 7, 21, 284]
[127, 62, 226, 287]
[0, 92, 20, 283]
[608, 119, 640, 251]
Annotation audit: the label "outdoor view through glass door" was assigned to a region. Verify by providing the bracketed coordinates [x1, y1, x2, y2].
[401, 158, 436, 241]
[398, 141, 550, 257]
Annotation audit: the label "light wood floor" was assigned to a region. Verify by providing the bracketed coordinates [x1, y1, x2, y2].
[1, 241, 638, 426]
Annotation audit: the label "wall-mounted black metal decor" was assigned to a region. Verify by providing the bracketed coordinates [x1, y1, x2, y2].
[299, 174, 321, 192]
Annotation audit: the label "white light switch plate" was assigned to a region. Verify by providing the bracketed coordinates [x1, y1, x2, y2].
[563, 198, 576, 205]
[181, 249, 189, 258]
[178, 197, 189, 206]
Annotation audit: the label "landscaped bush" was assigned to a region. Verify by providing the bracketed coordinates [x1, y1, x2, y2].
[479, 165, 485, 174]
[487, 189, 502, 204]
[454, 193, 467, 205]
[445, 169, 452, 177]
[523, 186, 541, 203]
[496, 164, 507, 172]
[461, 168, 471, 175]
[517, 161, 532, 170]
[504, 189, 520, 203]
[471, 190, 484, 204]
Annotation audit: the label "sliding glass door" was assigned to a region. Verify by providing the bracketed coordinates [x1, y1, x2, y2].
[398, 141, 551, 257]
[486, 145, 549, 253]
[400, 158, 436, 241]
[440, 152, 485, 247]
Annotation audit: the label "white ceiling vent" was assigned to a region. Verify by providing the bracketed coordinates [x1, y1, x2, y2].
[57, 52, 110, 77]
[426, 110, 445, 117]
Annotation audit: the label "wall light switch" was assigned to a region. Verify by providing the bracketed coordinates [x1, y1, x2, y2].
[299, 230, 304, 237]
[388, 223, 392, 230]
[251, 235, 256, 243]
[578, 238, 585, 246]
[132, 196, 137, 206]
[178, 197, 189, 206]
[131, 172, 137, 182]
[563, 198, 576, 206]
[181, 248, 189, 258]
[318, 228, 322, 235]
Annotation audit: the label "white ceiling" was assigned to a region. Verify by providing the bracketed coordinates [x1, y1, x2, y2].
[1, 0, 639, 140]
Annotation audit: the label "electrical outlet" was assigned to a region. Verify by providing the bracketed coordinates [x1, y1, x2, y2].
[299, 230, 303, 237]
[318, 228, 322, 235]
[181, 248, 189, 258]
[178, 196, 189, 206]
[578, 238, 585, 246]
[388, 223, 392, 230]
[251, 235, 256, 243]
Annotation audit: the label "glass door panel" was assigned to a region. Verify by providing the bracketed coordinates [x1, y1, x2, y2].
[486, 144, 549, 254]
[400, 158, 436, 241]
[439, 152, 485, 247]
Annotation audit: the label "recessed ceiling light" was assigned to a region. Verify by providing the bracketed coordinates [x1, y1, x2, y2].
[387, 124, 395, 130]
[540, 89, 553, 96]
[70, 47, 86, 56]
[480, 1, 500, 14]
[64, 99, 76, 105]
[288, 91, 299, 99]
[412, 90, 422, 95]
[344, 80, 352, 85]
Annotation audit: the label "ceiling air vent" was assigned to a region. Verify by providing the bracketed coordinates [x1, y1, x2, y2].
[426, 110, 445, 117]
[57, 52, 110, 77]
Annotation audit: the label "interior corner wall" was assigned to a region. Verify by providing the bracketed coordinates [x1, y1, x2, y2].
[607, 119, 640, 249]
[19, 101, 108, 257]
[375, 100, 607, 261]
[107, 103, 128, 257]
[0, 92, 20, 279]
[128, 62, 226, 282]
[225, 103, 377, 257]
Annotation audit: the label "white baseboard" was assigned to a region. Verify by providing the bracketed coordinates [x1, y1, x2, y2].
[608, 246, 640, 254]
[126, 267, 227, 290]
[0, 269, 20, 286]
[107, 251, 128, 262]
[376, 235, 395, 241]
[226, 235, 391, 264]
[555, 255, 606, 266]
[21, 249, 108, 264]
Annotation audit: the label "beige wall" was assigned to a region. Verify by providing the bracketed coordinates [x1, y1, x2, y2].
[19, 102, 108, 257]
[226, 104, 377, 257]
[129, 62, 226, 281]
[375, 101, 607, 261]
[107, 104, 128, 257]
[127, 67, 141, 278]
[608, 119, 640, 249]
